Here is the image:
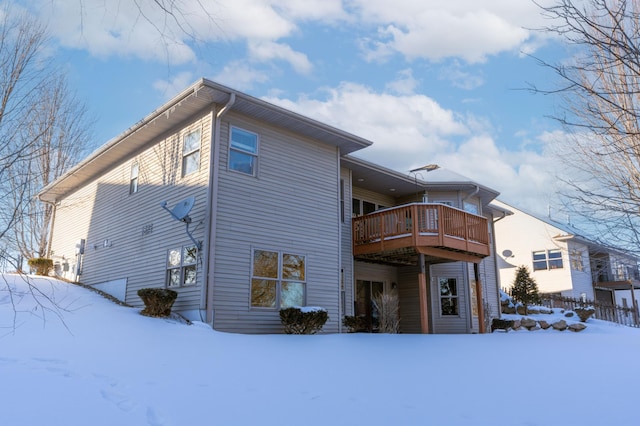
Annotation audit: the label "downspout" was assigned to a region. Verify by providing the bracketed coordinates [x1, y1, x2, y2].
[201, 92, 236, 326]
[336, 148, 342, 333]
[462, 185, 480, 208]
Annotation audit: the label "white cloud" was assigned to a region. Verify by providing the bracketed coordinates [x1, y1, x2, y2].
[385, 69, 419, 95]
[266, 81, 564, 217]
[248, 41, 312, 74]
[212, 61, 270, 91]
[350, 0, 553, 63]
[152, 72, 195, 100]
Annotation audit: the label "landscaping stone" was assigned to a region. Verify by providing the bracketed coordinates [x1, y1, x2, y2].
[552, 320, 568, 331]
[568, 323, 587, 332]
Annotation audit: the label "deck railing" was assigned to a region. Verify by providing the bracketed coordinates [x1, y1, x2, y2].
[352, 203, 490, 257]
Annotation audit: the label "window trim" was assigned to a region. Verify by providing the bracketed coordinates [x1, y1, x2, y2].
[532, 249, 564, 271]
[166, 245, 198, 288]
[129, 162, 139, 194]
[229, 126, 259, 176]
[438, 277, 459, 317]
[182, 128, 202, 177]
[250, 248, 307, 309]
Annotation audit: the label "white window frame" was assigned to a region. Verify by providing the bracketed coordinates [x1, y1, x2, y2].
[250, 248, 306, 309]
[438, 277, 459, 316]
[229, 126, 259, 176]
[533, 249, 564, 271]
[182, 129, 201, 177]
[166, 245, 198, 287]
[129, 162, 139, 194]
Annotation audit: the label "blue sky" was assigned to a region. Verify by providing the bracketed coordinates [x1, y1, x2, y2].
[18, 0, 569, 216]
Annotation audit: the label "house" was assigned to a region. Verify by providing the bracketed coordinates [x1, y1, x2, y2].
[38, 78, 504, 334]
[493, 200, 640, 309]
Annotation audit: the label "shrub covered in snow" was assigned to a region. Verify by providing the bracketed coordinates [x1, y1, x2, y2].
[279, 307, 328, 334]
[137, 288, 178, 317]
[28, 258, 53, 276]
[574, 306, 596, 322]
[342, 315, 367, 333]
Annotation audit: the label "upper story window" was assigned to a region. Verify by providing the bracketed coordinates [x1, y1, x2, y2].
[251, 249, 306, 309]
[570, 249, 584, 271]
[129, 162, 139, 194]
[229, 126, 258, 176]
[352, 198, 386, 217]
[463, 201, 479, 215]
[533, 249, 563, 271]
[182, 129, 201, 177]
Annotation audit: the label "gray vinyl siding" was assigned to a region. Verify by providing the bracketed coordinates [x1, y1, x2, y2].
[430, 262, 469, 334]
[340, 167, 354, 318]
[211, 113, 342, 334]
[49, 112, 213, 313]
[352, 187, 396, 209]
[482, 217, 501, 321]
[397, 265, 422, 333]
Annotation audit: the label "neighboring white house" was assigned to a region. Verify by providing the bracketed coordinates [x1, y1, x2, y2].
[493, 200, 640, 309]
[38, 78, 505, 334]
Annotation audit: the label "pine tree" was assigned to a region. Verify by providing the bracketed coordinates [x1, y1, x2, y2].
[511, 266, 541, 315]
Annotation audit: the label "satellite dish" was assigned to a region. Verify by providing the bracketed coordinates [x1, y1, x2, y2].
[160, 196, 195, 223]
[502, 249, 513, 258]
[160, 196, 201, 249]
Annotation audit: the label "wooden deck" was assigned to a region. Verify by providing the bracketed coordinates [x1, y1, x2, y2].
[352, 203, 490, 265]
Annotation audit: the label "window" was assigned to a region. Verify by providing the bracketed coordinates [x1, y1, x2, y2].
[463, 201, 478, 214]
[533, 249, 564, 271]
[439, 278, 458, 316]
[548, 249, 563, 269]
[166, 245, 198, 287]
[251, 249, 306, 308]
[182, 129, 201, 176]
[352, 198, 385, 217]
[129, 162, 139, 194]
[570, 249, 584, 271]
[229, 127, 258, 175]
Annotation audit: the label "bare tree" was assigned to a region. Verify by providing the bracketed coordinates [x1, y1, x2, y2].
[0, 6, 91, 270]
[534, 0, 640, 254]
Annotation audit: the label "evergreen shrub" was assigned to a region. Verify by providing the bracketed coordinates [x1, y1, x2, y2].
[27, 258, 53, 276]
[511, 266, 541, 315]
[279, 307, 328, 334]
[137, 288, 178, 317]
[342, 315, 367, 332]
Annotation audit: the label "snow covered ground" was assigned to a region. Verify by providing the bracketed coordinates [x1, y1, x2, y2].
[1, 274, 639, 426]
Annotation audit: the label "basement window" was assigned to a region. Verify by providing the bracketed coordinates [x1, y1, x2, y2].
[439, 277, 459, 316]
[166, 245, 198, 287]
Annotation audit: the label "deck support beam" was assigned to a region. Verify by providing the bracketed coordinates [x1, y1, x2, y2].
[474, 263, 485, 334]
[418, 253, 430, 334]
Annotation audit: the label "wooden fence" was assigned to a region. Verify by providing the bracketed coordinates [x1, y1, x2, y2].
[503, 289, 640, 328]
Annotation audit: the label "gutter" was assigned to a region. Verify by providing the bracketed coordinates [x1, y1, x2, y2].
[201, 92, 236, 326]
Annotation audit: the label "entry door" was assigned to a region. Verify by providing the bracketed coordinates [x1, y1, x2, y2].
[355, 280, 384, 331]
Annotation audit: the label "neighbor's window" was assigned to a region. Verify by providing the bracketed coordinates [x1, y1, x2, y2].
[166, 245, 198, 287]
[532, 249, 564, 271]
[251, 249, 306, 308]
[570, 249, 584, 271]
[229, 126, 258, 176]
[129, 162, 139, 194]
[439, 277, 458, 316]
[182, 129, 201, 176]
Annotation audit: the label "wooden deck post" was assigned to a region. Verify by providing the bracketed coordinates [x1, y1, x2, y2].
[474, 263, 485, 334]
[418, 253, 430, 334]
[631, 283, 639, 326]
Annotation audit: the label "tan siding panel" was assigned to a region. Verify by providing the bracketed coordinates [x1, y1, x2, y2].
[211, 115, 341, 333]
